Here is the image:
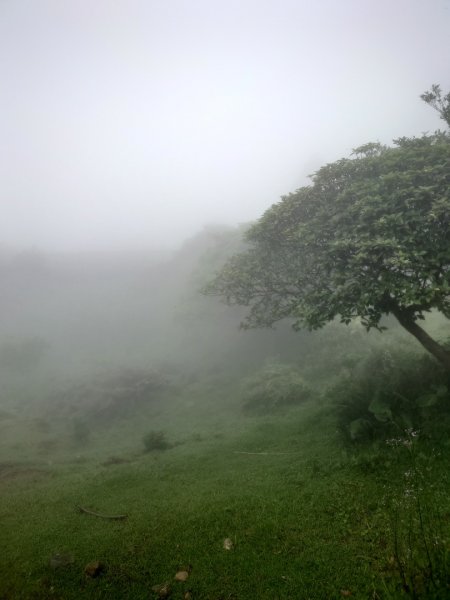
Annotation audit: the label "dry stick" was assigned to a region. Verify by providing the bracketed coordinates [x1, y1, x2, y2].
[77, 505, 128, 520]
[233, 451, 297, 456]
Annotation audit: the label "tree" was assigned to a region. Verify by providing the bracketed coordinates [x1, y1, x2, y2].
[204, 105, 450, 369]
[421, 84, 450, 127]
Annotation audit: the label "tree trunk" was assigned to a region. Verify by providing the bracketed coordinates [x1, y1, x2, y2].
[391, 307, 450, 370]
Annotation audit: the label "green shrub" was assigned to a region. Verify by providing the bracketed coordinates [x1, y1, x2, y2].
[240, 361, 312, 415]
[327, 349, 450, 443]
[143, 430, 171, 452]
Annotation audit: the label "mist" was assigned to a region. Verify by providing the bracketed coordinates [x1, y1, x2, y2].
[1, 0, 449, 252]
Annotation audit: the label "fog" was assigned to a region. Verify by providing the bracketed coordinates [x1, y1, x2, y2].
[0, 227, 311, 381]
[3, 4, 450, 594]
[1, 0, 449, 252]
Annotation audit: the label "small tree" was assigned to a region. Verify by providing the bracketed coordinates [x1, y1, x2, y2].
[204, 91, 450, 369]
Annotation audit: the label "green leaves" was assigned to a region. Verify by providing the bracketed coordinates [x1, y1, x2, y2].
[368, 396, 393, 423]
[420, 83, 450, 127]
[416, 384, 448, 408]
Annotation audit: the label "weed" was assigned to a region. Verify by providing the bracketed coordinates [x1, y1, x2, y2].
[383, 430, 450, 597]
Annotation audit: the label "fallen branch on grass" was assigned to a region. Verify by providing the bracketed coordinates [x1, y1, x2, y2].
[77, 505, 128, 520]
[233, 451, 297, 456]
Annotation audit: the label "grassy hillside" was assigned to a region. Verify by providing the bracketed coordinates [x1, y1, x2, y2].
[2, 372, 450, 599]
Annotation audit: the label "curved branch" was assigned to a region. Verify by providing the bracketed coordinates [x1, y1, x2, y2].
[77, 505, 128, 520]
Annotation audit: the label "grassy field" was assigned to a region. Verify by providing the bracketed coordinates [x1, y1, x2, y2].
[2, 371, 450, 600]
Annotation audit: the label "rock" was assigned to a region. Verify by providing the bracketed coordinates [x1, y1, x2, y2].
[175, 570, 189, 582]
[223, 538, 233, 550]
[151, 582, 172, 597]
[49, 553, 74, 569]
[84, 560, 105, 578]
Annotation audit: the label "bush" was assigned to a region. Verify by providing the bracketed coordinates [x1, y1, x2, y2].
[143, 430, 171, 452]
[327, 349, 450, 443]
[240, 361, 312, 415]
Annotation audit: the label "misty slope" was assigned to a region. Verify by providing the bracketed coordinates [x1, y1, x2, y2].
[0, 226, 312, 382]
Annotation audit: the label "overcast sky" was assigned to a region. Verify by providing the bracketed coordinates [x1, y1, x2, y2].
[1, 0, 449, 252]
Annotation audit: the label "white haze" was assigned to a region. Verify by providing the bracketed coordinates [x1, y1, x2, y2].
[1, 0, 449, 252]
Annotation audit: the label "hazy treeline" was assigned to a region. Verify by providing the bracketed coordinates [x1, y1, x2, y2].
[0, 227, 314, 389]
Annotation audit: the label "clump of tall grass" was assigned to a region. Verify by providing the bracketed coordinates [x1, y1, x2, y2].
[383, 429, 450, 598]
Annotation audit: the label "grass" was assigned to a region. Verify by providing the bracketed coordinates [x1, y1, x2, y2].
[1, 379, 450, 599]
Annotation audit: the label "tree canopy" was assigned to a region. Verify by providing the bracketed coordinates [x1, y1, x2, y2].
[204, 103, 450, 369]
